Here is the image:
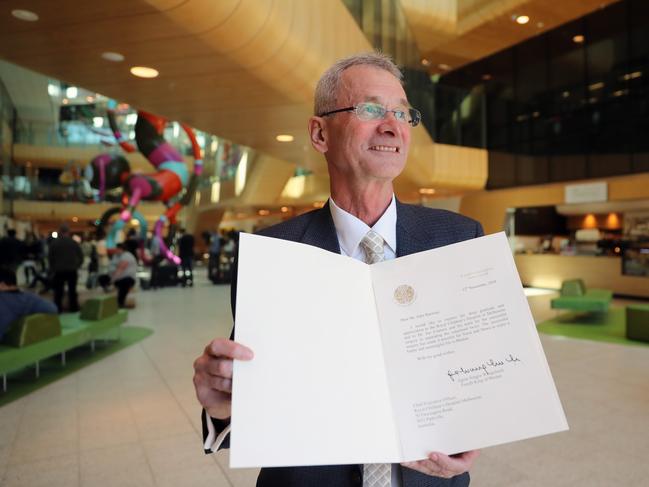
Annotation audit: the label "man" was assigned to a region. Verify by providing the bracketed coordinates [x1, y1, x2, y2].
[48, 224, 83, 312]
[193, 52, 482, 486]
[0, 268, 57, 341]
[0, 229, 26, 273]
[178, 228, 195, 287]
[109, 243, 137, 307]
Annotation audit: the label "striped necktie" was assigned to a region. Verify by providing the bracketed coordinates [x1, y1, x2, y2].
[360, 229, 391, 486]
[360, 230, 385, 264]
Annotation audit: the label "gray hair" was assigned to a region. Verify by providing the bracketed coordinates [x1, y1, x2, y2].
[314, 51, 403, 116]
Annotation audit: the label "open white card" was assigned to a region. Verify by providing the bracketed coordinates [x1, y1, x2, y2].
[231, 232, 568, 468]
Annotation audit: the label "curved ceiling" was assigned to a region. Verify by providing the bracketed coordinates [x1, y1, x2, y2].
[0, 0, 487, 206]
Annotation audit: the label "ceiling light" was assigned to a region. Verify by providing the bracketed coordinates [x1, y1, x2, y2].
[62, 98, 69, 105]
[66, 86, 78, 98]
[621, 71, 642, 81]
[11, 9, 38, 21]
[258, 209, 270, 216]
[588, 82, 604, 91]
[47, 83, 60, 97]
[93, 117, 104, 128]
[438, 63, 451, 71]
[421, 59, 430, 67]
[536, 22, 545, 28]
[102, 52, 124, 62]
[281, 206, 289, 213]
[481, 74, 492, 81]
[514, 15, 530, 25]
[419, 188, 436, 195]
[573, 34, 585, 44]
[86, 96, 95, 103]
[72, 216, 79, 222]
[276, 134, 294, 142]
[130, 66, 159, 78]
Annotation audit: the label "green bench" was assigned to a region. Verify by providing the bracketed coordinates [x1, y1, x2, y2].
[0, 296, 127, 392]
[626, 304, 649, 342]
[550, 279, 613, 313]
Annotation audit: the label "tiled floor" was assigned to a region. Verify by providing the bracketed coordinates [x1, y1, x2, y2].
[1, 272, 648, 486]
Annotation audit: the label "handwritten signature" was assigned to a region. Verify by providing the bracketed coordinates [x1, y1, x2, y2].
[447, 354, 521, 382]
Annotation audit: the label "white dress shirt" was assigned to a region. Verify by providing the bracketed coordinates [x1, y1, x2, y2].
[329, 196, 402, 487]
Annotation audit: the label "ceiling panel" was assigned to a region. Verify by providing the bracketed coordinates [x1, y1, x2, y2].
[402, 0, 621, 73]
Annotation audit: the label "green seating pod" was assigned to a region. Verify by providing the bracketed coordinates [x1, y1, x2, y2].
[550, 279, 612, 313]
[626, 304, 649, 342]
[80, 295, 118, 320]
[0, 310, 128, 384]
[2, 313, 61, 348]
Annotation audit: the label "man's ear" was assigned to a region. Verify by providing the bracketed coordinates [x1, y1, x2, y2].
[308, 116, 328, 154]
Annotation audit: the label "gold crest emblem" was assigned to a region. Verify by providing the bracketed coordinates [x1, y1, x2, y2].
[393, 284, 416, 305]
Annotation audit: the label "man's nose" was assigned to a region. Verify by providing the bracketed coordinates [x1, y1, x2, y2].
[377, 114, 400, 135]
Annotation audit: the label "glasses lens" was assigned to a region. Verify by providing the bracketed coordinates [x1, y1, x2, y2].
[394, 108, 411, 123]
[356, 103, 386, 121]
[408, 108, 421, 127]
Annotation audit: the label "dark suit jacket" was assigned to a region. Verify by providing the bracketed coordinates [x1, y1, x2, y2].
[203, 200, 484, 487]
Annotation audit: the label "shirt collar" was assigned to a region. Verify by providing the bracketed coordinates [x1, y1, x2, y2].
[328, 195, 397, 257]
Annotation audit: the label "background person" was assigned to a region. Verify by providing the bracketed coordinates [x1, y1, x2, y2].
[0, 268, 57, 341]
[178, 228, 195, 287]
[48, 224, 83, 312]
[0, 229, 26, 273]
[109, 243, 138, 308]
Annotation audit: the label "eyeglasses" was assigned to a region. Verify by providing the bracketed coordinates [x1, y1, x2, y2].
[319, 102, 421, 127]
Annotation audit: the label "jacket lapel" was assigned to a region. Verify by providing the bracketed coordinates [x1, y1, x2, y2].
[301, 203, 341, 254]
[396, 200, 435, 257]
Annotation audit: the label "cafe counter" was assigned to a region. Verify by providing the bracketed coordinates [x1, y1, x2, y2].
[514, 254, 649, 299]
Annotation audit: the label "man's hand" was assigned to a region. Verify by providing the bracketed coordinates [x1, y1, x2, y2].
[401, 450, 479, 479]
[193, 338, 254, 419]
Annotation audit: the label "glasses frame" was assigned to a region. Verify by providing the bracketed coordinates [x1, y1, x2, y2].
[319, 102, 421, 127]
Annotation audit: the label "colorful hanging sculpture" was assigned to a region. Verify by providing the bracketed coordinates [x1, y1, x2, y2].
[85, 103, 203, 264]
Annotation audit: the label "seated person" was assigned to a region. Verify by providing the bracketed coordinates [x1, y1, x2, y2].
[109, 244, 137, 308]
[0, 268, 58, 341]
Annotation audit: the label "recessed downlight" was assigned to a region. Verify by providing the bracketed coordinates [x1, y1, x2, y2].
[419, 188, 436, 195]
[573, 34, 585, 43]
[514, 15, 530, 25]
[438, 63, 451, 71]
[130, 66, 159, 78]
[276, 134, 294, 142]
[12, 9, 39, 22]
[421, 59, 430, 67]
[102, 51, 125, 62]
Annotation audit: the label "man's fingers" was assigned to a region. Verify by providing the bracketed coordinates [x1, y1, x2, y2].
[427, 450, 480, 474]
[401, 450, 480, 479]
[205, 338, 254, 360]
[209, 375, 232, 393]
[206, 358, 234, 379]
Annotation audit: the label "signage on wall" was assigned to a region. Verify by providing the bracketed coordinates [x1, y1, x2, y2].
[564, 182, 608, 204]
